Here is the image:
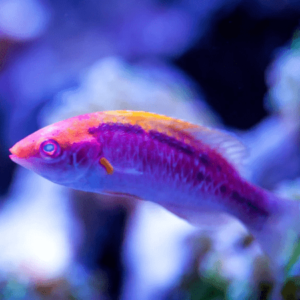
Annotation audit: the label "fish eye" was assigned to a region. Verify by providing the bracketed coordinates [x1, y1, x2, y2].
[40, 139, 61, 158]
[44, 143, 54, 152]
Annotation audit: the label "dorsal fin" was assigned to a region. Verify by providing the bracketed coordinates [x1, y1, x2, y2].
[142, 114, 247, 170]
[186, 126, 247, 171]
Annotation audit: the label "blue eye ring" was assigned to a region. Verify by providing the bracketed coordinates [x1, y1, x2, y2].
[40, 139, 61, 158]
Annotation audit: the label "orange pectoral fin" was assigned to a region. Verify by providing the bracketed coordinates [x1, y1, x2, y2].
[100, 157, 114, 175]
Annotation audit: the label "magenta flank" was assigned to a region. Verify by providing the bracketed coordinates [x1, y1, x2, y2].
[88, 121, 270, 225]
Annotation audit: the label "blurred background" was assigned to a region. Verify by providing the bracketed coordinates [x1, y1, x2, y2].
[0, 0, 300, 299]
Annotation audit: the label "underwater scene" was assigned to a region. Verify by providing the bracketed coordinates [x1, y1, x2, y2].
[1, 0, 300, 299]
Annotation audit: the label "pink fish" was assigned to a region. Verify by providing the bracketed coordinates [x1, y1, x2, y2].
[9, 110, 300, 292]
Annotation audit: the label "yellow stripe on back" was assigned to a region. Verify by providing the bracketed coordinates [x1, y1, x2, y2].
[101, 110, 201, 139]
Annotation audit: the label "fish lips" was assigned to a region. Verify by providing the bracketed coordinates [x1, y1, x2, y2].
[9, 148, 27, 165]
[9, 150, 38, 171]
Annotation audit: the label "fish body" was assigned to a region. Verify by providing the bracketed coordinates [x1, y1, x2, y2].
[9, 111, 300, 288]
[9, 111, 269, 223]
[85, 115, 270, 230]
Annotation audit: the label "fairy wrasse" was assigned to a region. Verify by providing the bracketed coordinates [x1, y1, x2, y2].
[9, 111, 300, 287]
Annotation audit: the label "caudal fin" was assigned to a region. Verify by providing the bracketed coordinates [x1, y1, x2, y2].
[251, 194, 300, 299]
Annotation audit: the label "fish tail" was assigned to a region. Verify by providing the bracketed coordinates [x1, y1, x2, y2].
[251, 194, 300, 298]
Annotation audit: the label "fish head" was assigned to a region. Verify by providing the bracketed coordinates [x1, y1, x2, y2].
[9, 115, 102, 186]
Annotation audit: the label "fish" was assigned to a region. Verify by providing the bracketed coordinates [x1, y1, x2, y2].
[9, 110, 300, 295]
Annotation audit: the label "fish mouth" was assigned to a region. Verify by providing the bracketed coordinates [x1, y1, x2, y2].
[9, 147, 19, 163]
[9, 147, 27, 167]
[9, 154, 18, 162]
[9, 154, 25, 167]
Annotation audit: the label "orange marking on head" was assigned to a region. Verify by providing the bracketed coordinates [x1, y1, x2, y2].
[10, 113, 105, 159]
[100, 157, 114, 175]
